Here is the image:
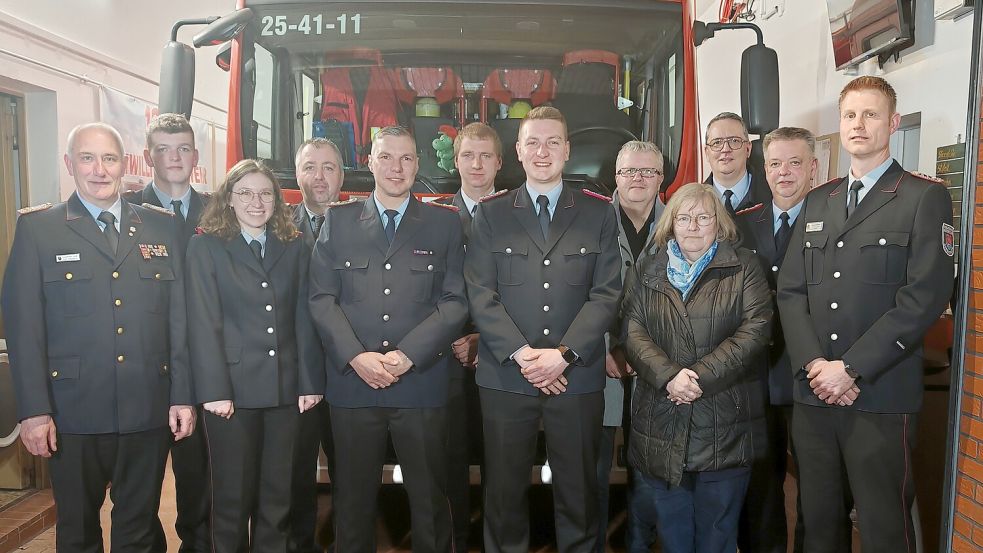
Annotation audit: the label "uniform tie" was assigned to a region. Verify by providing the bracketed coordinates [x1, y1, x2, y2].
[312, 214, 325, 237]
[249, 239, 263, 260]
[384, 209, 398, 244]
[97, 211, 119, 254]
[536, 195, 551, 240]
[470, 204, 477, 216]
[847, 181, 864, 219]
[723, 189, 735, 216]
[775, 211, 792, 258]
[171, 199, 185, 225]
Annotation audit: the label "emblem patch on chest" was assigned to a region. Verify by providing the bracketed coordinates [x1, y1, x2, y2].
[139, 244, 169, 259]
[942, 223, 955, 257]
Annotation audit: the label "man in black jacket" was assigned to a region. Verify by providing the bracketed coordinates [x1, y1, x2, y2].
[288, 137, 344, 553]
[3, 122, 195, 553]
[704, 112, 771, 225]
[778, 76, 954, 553]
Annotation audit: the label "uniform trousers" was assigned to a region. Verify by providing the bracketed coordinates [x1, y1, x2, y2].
[329, 405, 451, 553]
[737, 402, 788, 553]
[48, 427, 171, 553]
[203, 405, 299, 553]
[168, 407, 212, 553]
[793, 403, 917, 553]
[446, 373, 483, 553]
[480, 388, 604, 553]
[288, 402, 335, 553]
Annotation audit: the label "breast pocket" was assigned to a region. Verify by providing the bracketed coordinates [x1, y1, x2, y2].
[802, 235, 828, 285]
[409, 256, 443, 303]
[139, 264, 176, 313]
[858, 231, 909, 285]
[42, 264, 95, 317]
[562, 242, 600, 286]
[333, 255, 369, 302]
[492, 242, 528, 286]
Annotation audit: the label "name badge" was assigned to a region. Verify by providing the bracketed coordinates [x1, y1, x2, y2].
[805, 222, 824, 233]
[56, 253, 81, 263]
[413, 249, 434, 256]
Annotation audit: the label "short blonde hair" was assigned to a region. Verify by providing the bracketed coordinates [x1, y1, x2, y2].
[519, 105, 567, 139]
[653, 183, 738, 247]
[616, 141, 664, 169]
[839, 76, 897, 114]
[454, 122, 502, 157]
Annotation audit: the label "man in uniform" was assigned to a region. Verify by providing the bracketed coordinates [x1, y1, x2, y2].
[605, 141, 665, 553]
[778, 76, 954, 553]
[465, 106, 622, 553]
[435, 121, 504, 551]
[288, 137, 344, 553]
[704, 112, 771, 221]
[309, 126, 468, 553]
[736, 127, 816, 553]
[124, 112, 211, 553]
[2, 122, 195, 552]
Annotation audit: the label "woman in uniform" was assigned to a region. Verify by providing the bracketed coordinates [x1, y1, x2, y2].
[186, 159, 324, 553]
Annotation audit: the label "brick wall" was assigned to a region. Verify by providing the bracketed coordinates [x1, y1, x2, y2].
[951, 125, 983, 552]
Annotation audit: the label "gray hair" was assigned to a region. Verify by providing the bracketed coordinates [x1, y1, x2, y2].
[763, 127, 816, 155]
[705, 112, 749, 141]
[295, 137, 344, 166]
[616, 141, 664, 169]
[67, 122, 124, 156]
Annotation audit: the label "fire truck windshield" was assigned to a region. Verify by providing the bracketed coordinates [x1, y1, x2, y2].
[238, 1, 685, 194]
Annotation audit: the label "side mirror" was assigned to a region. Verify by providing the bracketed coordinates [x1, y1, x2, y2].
[193, 8, 254, 47]
[216, 42, 232, 72]
[159, 41, 196, 120]
[741, 43, 780, 135]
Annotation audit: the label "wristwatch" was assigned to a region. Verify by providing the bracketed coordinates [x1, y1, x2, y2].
[557, 345, 578, 364]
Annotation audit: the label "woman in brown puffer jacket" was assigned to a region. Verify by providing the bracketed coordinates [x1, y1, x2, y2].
[622, 182, 772, 553]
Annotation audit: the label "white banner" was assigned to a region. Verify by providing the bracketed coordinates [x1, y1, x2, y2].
[99, 87, 218, 192]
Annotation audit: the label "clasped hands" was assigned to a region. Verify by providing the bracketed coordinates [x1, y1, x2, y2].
[517, 345, 569, 395]
[806, 358, 860, 406]
[350, 350, 414, 389]
[667, 368, 702, 405]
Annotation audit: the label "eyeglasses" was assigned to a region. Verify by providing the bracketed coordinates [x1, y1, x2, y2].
[674, 214, 716, 227]
[616, 167, 664, 178]
[706, 137, 748, 152]
[232, 189, 276, 204]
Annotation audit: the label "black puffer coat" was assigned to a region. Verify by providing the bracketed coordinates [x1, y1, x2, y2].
[623, 241, 772, 486]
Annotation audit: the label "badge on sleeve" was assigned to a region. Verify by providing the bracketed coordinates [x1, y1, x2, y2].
[942, 223, 955, 257]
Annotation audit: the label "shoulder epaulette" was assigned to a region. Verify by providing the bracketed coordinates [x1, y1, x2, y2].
[141, 203, 175, 216]
[911, 171, 944, 184]
[479, 189, 509, 203]
[581, 189, 612, 203]
[735, 202, 765, 216]
[17, 203, 52, 215]
[428, 201, 460, 212]
[327, 197, 359, 208]
[816, 177, 843, 190]
[195, 227, 206, 235]
[199, 191, 213, 197]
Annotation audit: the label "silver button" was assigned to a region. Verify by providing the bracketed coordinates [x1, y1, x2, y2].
[384, 288, 391, 295]
[543, 329, 550, 336]
[265, 304, 273, 311]
[505, 247, 512, 254]
[383, 314, 390, 321]
[385, 263, 392, 270]
[836, 241, 844, 248]
[771, 265, 779, 272]
[830, 302, 838, 310]
[261, 281, 269, 288]
[805, 241, 811, 248]
[580, 247, 587, 255]
[830, 333, 838, 341]
[427, 264, 434, 271]
[267, 327, 274, 334]
[879, 238, 887, 245]
[269, 349, 276, 357]
[833, 271, 841, 279]
[543, 305, 550, 312]
[543, 282, 550, 289]
[345, 261, 351, 268]
[382, 340, 390, 347]
[543, 259, 551, 266]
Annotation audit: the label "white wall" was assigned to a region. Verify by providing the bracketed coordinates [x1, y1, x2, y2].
[0, 0, 233, 202]
[694, 1, 974, 177]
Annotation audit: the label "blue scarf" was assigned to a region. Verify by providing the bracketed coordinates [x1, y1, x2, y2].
[666, 239, 718, 301]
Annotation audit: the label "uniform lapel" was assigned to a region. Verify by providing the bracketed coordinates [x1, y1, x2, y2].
[823, 178, 849, 239]
[452, 190, 473, 228]
[114, 200, 143, 266]
[263, 232, 287, 272]
[543, 185, 577, 255]
[387, 196, 424, 258]
[511, 187, 547, 252]
[187, 189, 205, 227]
[225, 234, 268, 276]
[359, 197, 391, 256]
[142, 184, 164, 208]
[839, 161, 903, 236]
[293, 203, 316, 248]
[752, 203, 777, 264]
[65, 193, 116, 261]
